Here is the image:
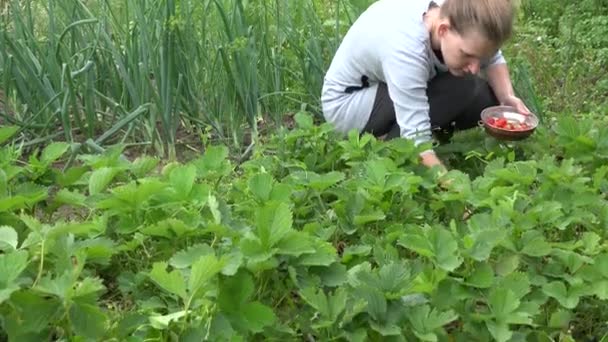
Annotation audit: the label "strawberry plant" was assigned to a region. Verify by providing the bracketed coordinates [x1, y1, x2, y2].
[2, 112, 608, 341]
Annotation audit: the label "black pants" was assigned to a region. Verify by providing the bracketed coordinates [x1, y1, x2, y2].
[362, 72, 499, 143]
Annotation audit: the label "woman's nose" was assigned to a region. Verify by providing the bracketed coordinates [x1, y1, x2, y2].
[467, 61, 481, 74]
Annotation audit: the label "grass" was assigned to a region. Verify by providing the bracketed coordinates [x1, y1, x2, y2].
[0, 0, 368, 160]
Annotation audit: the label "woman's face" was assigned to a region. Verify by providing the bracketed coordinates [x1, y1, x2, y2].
[438, 25, 498, 76]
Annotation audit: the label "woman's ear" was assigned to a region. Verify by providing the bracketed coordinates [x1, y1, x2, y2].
[437, 22, 451, 37]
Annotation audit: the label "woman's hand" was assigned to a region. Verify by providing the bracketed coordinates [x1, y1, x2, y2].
[501, 94, 532, 115]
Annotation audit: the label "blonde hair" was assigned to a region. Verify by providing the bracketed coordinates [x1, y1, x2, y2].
[440, 0, 515, 45]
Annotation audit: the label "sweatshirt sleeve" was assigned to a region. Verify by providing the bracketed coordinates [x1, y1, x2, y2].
[483, 49, 507, 68]
[382, 47, 433, 146]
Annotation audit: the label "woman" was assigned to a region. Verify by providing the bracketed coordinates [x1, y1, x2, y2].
[321, 0, 531, 173]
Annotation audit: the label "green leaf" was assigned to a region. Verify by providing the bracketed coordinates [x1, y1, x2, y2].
[495, 253, 520, 276]
[467, 229, 506, 261]
[297, 242, 337, 266]
[489, 288, 520, 322]
[188, 255, 225, 297]
[35, 271, 75, 300]
[276, 231, 315, 256]
[149, 310, 188, 329]
[69, 301, 107, 339]
[116, 313, 148, 338]
[0, 250, 29, 289]
[56, 166, 88, 187]
[408, 305, 458, 342]
[298, 287, 347, 326]
[0, 126, 19, 144]
[256, 201, 292, 248]
[486, 320, 512, 342]
[592, 280, 608, 299]
[295, 111, 314, 129]
[0, 225, 18, 251]
[41, 142, 70, 164]
[342, 245, 372, 263]
[242, 302, 277, 333]
[149, 262, 187, 300]
[248, 173, 274, 202]
[221, 251, 243, 276]
[581, 232, 601, 255]
[466, 263, 494, 288]
[130, 156, 159, 178]
[89, 167, 120, 195]
[542, 281, 580, 309]
[399, 227, 462, 271]
[240, 235, 273, 263]
[53, 188, 87, 207]
[520, 231, 552, 257]
[3, 290, 61, 334]
[72, 277, 106, 299]
[594, 254, 608, 278]
[218, 271, 254, 312]
[549, 309, 571, 329]
[193, 145, 231, 177]
[169, 164, 197, 197]
[431, 228, 462, 271]
[355, 285, 386, 321]
[169, 244, 214, 269]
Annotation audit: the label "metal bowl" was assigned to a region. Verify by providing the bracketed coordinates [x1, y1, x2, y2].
[479, 105, 539, 141]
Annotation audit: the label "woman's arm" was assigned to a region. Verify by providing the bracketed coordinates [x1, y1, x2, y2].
[486, 63, 532, 114]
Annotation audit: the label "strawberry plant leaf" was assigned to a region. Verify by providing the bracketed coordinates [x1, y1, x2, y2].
[520, 231, 552, 257]
[399, 227, 462, 271]
[593, 254, 608, 278]
[256, 201, 292, 248]
[69, 301, 108, 339]
[549, 309, 572, 329]
[398, 229, 434, 258]
[466, 263, 494, 288]
[149, 262, 187, 300]
[354, 285, 386, 321]
[486, 320, 512, 342]
[248, 172, 274, 202]
[542, 281, 580, 309]
[276, 231, 315, 256]
[299, 287, 347, 324]
[0, 126, 19, 144]
[240, 235, 274, 263]
[193, 145, 231, 178]
[0, 250, 29, 290]
[53, 188, 87, 207]
[489, 287, 520, 320]
[408, 305, 458, 342]
[580, 232, 601, 255]
[149, 310, 188, 329]
[169, 164, 197, 197]
[431, 228, 462, 272]
[0, 225, 18, 251]
[40, 142, 70, 164]
[221, 251, 243, 276]
[342, 245, 372, 263]
[72, 277, 106, 299]
[2, 290, 61, 336]
[466, 228, 506, 262]
[169, 244, 214, 269]
[242, 302, 277, 333]
[89, 167, 120, 195]
[218, 271, 254, 313]
[297, 241, 337, 266]
[495, 253, 520, 276]
[188, 254, 225, 297]
[130, 156, 159, 178]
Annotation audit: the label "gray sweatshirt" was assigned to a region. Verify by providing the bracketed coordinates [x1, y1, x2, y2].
[321, 0, 505, 146]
